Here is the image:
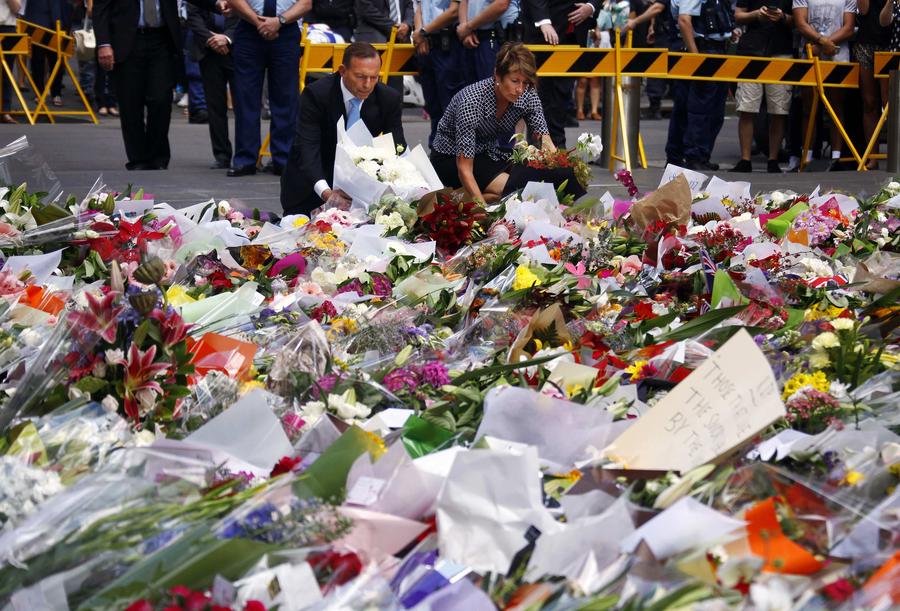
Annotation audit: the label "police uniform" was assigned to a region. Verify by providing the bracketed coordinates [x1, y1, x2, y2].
[664, 0, 729, 168]
[460, 0, 521, 85]
[416, 0, 466, 146]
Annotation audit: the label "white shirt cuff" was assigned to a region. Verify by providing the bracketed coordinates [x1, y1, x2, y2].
[534, 19, 552, 27]
[224, 36, 232, 44]
[314, 179, 331, 200]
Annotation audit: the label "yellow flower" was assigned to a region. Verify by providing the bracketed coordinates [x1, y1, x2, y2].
[809, 351, 831, 369]
[843, 470, 864, 486]
[513, 265, 541, 291]
[804, 304, 846, 321]
[240, 380, 265, 393]
[292, 216, 309, 228]
[326, 316, 358, 340]
[625, 360, 649, 382]
[782, 371, 830, 401]
[166, 285, 196, 306]
[566, 384, 585, 397]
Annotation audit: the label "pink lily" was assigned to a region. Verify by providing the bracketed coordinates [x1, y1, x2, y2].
[564, 261, 592, 289]
[119, 343, 169, 423]
[151, 309, 193, 348]
[69, 291, 124, 344]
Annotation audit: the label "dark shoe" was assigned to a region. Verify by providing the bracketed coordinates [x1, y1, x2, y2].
[767, 160, 783, 174]
[126, 162, 162, 171]
[261, 163, 284, 176]
[828, 160, 851, 171]
[189, 111, 209, 124]
[731, 159, 753, 173]
[666, 158, 684, 167]
[210, 159, 231, 169]
[565, 116, 579, 128]
[684, 159, 718, 172]
[227, 165, 257, 177]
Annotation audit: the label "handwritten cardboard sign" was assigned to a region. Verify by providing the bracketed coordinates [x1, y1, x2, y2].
[603, 329, 785, 472]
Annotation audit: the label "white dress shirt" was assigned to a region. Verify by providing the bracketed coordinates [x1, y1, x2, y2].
[313, 77, 366, 200]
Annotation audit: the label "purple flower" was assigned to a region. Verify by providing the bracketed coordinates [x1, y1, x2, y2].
[336, 278, 365, 296]
[370, 273, 393, 297]
[418, 361, 450, 387]
[312, 374, 340, 398]
[383, 367, 419, 392]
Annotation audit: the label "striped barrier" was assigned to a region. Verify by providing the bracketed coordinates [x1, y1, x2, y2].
[858, 52, 900, 169]
[16, 19, 74, 57]
[874, 51, 900, 79]
[668, 52, 858, 88]
[0, 33, 43, 124]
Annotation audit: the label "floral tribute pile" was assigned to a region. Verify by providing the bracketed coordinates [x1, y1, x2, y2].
[0, 139, 897, 611]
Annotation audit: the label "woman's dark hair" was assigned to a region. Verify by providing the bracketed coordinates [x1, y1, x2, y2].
[494, 42, 538, 86]
[342, 41, 380, 68]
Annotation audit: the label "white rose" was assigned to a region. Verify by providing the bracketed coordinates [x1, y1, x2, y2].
[829, 318, 854, 331]
[217, 200, 232, 216]
[811, 332, 839, 351]
[19, 328, 42, 347]
[101, 394, 119, 413]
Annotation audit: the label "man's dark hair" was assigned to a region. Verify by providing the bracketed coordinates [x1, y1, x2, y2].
[342, 42, 380, 68]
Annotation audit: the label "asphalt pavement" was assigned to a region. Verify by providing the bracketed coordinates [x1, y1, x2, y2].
[1, 99, 896, 213]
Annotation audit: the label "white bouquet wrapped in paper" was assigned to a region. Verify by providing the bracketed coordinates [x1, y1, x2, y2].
[333, 118, 442, 209]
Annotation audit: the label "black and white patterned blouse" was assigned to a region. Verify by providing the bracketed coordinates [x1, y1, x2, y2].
[431, 78, 549, 162]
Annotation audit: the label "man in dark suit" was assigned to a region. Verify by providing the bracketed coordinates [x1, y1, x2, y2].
[522, 0, 599, 147]
[186, 1, 239, 169]
[280, 42, 406, 216]
[354, 0, 413, 42]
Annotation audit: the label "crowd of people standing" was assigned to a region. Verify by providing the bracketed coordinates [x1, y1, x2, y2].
[1, 0, 900, 180]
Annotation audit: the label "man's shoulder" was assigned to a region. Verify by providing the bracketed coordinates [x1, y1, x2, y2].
[373, 82, 403, 107]
[305, 74, 341, 98]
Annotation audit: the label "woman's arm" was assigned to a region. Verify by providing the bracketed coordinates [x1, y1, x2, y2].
[858, 0, 869, 13]
[456, 156, 484, 201]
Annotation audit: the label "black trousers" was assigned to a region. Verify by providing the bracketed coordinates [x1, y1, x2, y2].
[199, 51, 234, 164]
[31, 46, 63, 98]
[111, 29, 177, 169]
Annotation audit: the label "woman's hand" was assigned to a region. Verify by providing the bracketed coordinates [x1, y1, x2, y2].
[540, 134, 557, 153]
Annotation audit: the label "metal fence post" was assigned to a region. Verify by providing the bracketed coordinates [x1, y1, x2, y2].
[621, 75, 641, 170]
[600, 77, 615, 168]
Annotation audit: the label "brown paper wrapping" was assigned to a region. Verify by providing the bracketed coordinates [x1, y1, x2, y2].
[630, 174, 692, 229]
[851, 251, 900, 295]
[507, 303, 573, 364]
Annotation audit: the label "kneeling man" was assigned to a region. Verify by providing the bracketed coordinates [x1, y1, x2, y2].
[280, 42, 407, 216]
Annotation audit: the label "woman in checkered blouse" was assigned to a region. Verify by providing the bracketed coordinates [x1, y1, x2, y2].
[429, 42, 556, 202]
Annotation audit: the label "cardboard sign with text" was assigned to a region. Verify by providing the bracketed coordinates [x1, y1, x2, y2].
[603, 329, 785, 472]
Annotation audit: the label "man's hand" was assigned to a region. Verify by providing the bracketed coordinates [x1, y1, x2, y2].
[820, 37, 838, 56]
[456, 21, 472, 41]
[568, 2, 593, 25]
[98, 46, 114, 71]
[396, 22, 410, 41]
[413, 29, 430, 54]
[320, 188, 352, 211]
[540, 23, 558, 45]
[207, 33, 230, 54]
[622, 18, 637, 33]
[463, 31, 479, 48]
[218, 0, 232, 16]
[763, 6, 784, 21]
[257, 15, 280, 39]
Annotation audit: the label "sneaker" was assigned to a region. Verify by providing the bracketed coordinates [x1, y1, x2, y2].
[767, 160, 783, 174]
[98, 107, 108, 116]
[109, 107, 119, 116]
[731, 159, 753, 173]
[177, 93, 189, 108]
[52, 96, 63, 107]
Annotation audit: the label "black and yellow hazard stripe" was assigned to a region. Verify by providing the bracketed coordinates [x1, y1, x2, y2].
[302, 43, 417, 75]
[16, 19, 74, 57]
[529, 44, 667, 77]
[668, 52, 858, 87]
[0, 33, 29, 55]
[874, 51, 900, 79]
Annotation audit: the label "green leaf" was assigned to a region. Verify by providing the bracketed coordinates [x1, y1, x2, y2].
[401, 415, 455, 458]
[32, 202, 70, 226]
[73, 376, 108, 395]
[711, 270, 747, 308]
[132, 319, 150, 347]
[451, 351, 566, 385]
[656, 304, 748, 342]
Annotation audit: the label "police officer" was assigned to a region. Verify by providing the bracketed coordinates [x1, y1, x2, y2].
[413, 0, 465, 146]
[664, 0, 732, 170]
[456, 0, 521, 84]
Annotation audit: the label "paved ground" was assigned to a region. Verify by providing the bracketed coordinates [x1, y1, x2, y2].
[1, 98, 896, 213]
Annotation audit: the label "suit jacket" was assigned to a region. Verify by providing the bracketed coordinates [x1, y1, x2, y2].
[185, 2, 239, 62]
[353, 0, 413, 42]
[522, 0, 600, 41]
[94, 0, 218, 63]
[280, 74, 406, 215]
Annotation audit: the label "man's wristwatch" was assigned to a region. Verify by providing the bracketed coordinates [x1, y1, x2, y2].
[278, 14, 287, 26]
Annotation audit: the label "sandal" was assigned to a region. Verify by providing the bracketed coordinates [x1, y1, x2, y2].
[1, 114, 16, 124]
[590, 111, 602, 121]
[575, 110, 586, 121]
